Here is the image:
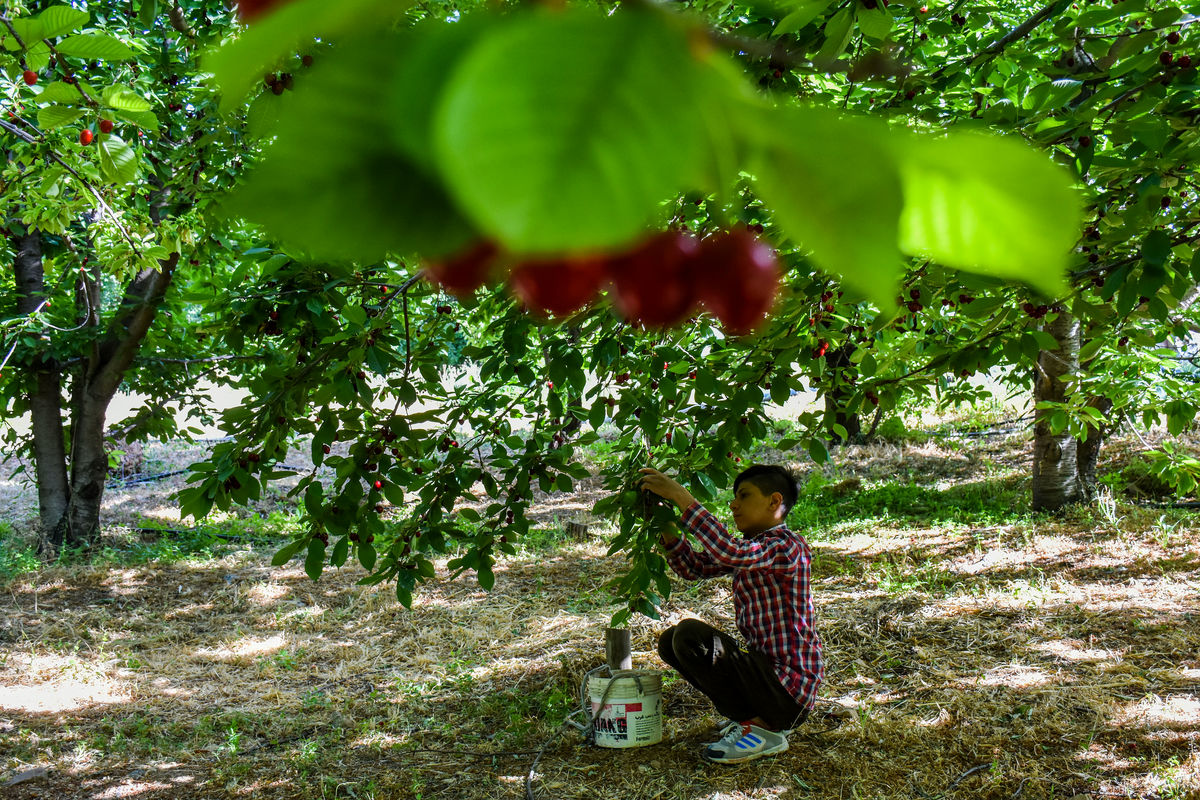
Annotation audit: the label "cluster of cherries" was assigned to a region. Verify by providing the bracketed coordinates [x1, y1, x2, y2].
[423, 228, 782, 335]
[20, 70, 115, 145]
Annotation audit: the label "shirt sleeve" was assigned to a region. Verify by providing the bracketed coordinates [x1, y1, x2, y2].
[663, 511, 733, 581]
[680, 502, 801, 571]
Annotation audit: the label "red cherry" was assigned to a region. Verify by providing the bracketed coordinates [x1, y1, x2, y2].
[99, 119, 114, 134]
[423, 240, 499, 297]
[606, 231, 700, 328]
[1167, 31, 1181, 45]
[22, 70, 37, 86]
[235, 0, 297, 21]
[373, 480, 383, 490]
[79, 129, 93, 145]
[322, 444, 331, 454]
[691, 230, 781, 335]
[509, 256, 605, 317]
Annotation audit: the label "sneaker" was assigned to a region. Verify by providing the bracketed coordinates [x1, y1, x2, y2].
[705, 719, 741, 745]
[704, 723, 789, 764]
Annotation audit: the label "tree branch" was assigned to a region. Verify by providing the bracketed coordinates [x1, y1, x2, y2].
[90, 252, 180, 402]
[919, 0, 1071, 87]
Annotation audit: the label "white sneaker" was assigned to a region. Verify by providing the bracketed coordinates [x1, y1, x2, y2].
[704, 723, 789, 764]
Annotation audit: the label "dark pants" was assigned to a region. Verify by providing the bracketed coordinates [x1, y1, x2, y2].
[658, 618, 810, 732]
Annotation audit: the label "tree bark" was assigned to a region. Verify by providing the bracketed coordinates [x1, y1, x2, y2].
[823, 344, 861, 444]
[1076, 395, 1113, 501]
[1032, 311, 1083, 511]
[12, 231, 72, 551]
[605, 627, 633, 671]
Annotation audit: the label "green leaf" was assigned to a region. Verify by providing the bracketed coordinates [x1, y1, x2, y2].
[221, 32, 474, 262]
[1142, 229, 1171, 268]
[36, 105, 84, 129]
[770, 379, 790, 405]
[56, 33, 135, 61]
[244, 92, 280, 140]
[807, 439, 829, 464]
[383, 483, 405, 506]
[388, 17, 490, 166]
[359, 541, 377, 570]
[303, 483, 325, 517]
[271, 538, 306, 566]
[205, 0, 408, 114]
[5, 18, 44, 48]
[101, 85, 152, 113]
[24, 41, 52, 72]
[34, 81, 83, 104]
[889, 131, 1080, 299]
[1029, 330, 1061, 351]
[477, 563, 495, 591]
[695, 471, 719, 500]
[98, 135, 140, 185]
[139, 0, 159, 29]
[751, 107, 904, 309]
[856, 4, 892, 41]
[331, 536, 350, 567]
[815, 8, 854, 62]
[435, 7, 711, 253]
[37, 6, 89, 38]
[114, 109, 159, 133]
[305, 538, 326, 580]
[774, 0, 834, 36]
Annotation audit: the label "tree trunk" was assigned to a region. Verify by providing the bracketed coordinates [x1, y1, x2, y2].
[605, 627, 632, 671]
[1032, 311, 1083, 511]
[12, 235, 180, 552]
[823, 344, 861, 444]
[65, 391, 113, 547]
[1076, 395, 1113, 501]
[14, 231, 72, 551]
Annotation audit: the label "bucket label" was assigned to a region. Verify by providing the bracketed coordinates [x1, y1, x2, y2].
[594, 704, 630, 740]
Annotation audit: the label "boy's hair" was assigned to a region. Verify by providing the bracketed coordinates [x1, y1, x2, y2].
[734, 464, 800, 518]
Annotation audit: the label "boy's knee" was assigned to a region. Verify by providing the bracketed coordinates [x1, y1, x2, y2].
[657, 625, 677, 663]
[673, 617, 711, 646]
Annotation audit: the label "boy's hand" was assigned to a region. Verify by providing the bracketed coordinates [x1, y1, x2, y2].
[638, 468, 697, 511]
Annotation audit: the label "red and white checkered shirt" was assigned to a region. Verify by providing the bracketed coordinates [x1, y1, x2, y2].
[664, 502, 824, 710]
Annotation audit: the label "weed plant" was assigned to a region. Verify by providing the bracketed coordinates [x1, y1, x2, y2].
[0, 522, 40, 581]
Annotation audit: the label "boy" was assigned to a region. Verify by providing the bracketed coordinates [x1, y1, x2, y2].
[638, 464, 823, 764]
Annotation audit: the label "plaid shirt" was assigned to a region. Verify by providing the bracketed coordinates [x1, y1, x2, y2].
[664, 502, 823, 710]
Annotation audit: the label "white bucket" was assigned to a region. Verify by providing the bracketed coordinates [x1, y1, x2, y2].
[588, 670, 663, 748]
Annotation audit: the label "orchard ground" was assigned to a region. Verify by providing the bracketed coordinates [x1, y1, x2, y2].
[1, 404, 1199, 800]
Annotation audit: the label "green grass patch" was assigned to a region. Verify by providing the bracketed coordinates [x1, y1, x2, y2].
[0, 522, 40, 582]
[788, 477, 1031, 539]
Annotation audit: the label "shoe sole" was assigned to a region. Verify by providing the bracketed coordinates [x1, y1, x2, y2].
[703, 738, 788, 764]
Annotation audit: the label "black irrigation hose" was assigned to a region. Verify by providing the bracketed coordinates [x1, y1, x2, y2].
[111, 463, 308, 486]
[912, 761, 994, 799]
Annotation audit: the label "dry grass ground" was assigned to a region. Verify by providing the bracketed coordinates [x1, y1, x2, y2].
[1, 432, 1198, 800]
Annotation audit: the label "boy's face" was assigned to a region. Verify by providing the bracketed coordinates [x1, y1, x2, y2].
[729, 481, 784, 535]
